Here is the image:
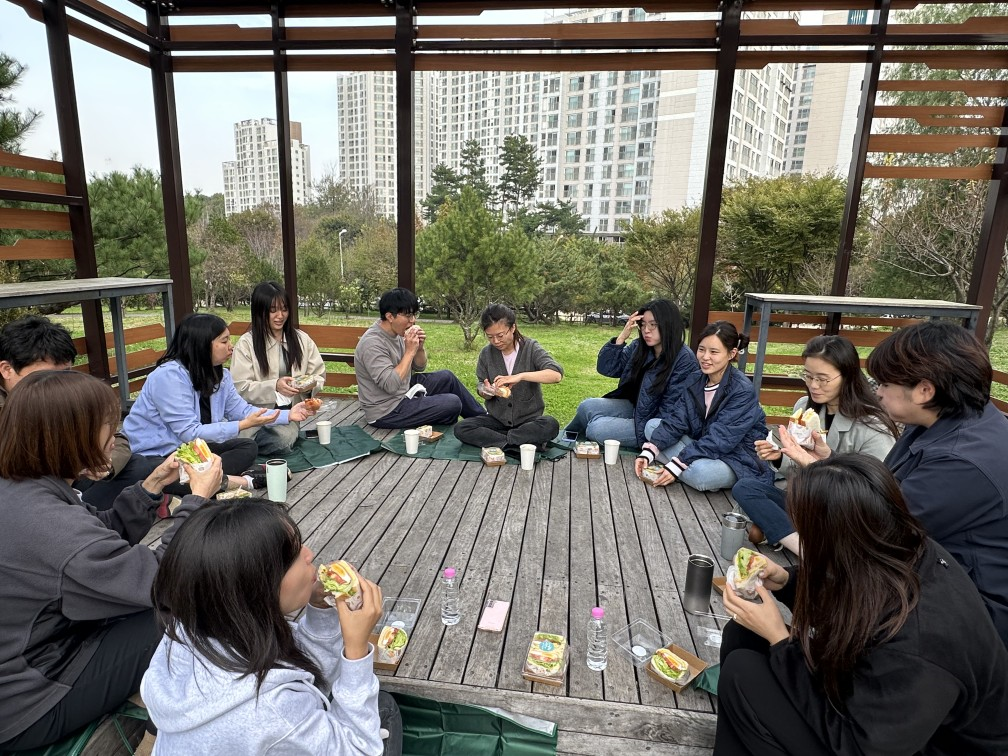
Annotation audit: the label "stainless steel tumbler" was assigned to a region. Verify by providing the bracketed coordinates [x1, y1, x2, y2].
[683, 554, 715, 615]
[720, 512, 749, 561]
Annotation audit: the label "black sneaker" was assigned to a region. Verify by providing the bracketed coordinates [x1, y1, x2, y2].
[245, 463, 292, 481]
[241, 469, 268, 490]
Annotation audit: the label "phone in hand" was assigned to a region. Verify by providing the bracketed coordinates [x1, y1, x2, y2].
[478, 599, 510, 632]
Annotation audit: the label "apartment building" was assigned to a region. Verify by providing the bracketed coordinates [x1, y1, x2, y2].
[222, 118, 312, 216]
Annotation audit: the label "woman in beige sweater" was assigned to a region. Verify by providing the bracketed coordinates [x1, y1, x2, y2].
[231, 282, 326, 453]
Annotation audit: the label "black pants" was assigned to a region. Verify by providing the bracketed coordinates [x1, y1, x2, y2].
[714, 621, 832, 756]
[0, 610, 161, 751]
[454, 414, 560, 449]
[378, 690, 403, 756]
[161, 437, 258, 496]
[75, 454, 162, 511]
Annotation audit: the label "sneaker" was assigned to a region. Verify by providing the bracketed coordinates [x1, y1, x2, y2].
[747, 524, 766, 546]
[156, 494, 171, 520]
[241, 469, 268, 490]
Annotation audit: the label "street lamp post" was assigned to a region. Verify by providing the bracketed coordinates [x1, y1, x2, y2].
[338, 228, 347, 278]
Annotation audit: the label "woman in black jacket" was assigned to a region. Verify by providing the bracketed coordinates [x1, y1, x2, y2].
[717, 454, 1008, 755]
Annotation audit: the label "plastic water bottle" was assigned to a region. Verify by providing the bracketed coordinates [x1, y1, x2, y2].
[441, 568, 460, 626]
[586, 606, 608, 671]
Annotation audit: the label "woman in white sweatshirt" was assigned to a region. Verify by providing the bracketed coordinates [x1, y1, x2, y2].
[142, 501, 402, 755]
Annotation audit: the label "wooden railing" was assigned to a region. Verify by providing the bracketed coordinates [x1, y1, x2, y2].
[71, 322, 166, 396]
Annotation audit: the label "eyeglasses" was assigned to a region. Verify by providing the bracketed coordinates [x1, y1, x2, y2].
[396, 312, 417, 321]
[639, 320, 659, 332]
[485, 326, 513, 342]
[801, 371, 841, 387]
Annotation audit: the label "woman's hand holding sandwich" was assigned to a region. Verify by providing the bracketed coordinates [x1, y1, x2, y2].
[724, 559, 790, 644]
[334, 570, 383, 661]
[180, 454, 224, 499]
[778, 425, 830, 467]
[140, 454, 183, 495]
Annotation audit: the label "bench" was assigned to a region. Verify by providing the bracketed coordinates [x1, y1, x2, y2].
[227, 321, 365, 395]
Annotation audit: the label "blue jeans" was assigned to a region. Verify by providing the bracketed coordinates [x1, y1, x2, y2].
[731, 478, 792, 544]
[644, 419, 737, 492]
[565, 397, 639, 448]
[372, 370, 486, 429]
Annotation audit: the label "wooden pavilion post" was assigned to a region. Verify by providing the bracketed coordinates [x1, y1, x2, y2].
[41, 0, 106, 377]
[272, 1, 299, 327]
[394, 0, 415, 293]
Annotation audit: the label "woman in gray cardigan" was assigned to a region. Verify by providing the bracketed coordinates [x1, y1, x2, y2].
[454, 304, 563, 451]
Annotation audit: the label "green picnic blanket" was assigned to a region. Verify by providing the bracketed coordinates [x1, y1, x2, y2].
[256, 427, 382, 472]
[381, 426, 569, 465]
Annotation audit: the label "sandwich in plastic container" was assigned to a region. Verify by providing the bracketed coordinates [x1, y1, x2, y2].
[522, 632, 568, 686]
[376, 625, 409, 665]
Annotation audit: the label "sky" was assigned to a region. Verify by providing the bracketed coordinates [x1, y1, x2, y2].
[0, 1, 546, 195]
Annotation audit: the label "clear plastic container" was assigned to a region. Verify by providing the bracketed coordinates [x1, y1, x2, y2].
[611, 619, 674, 668]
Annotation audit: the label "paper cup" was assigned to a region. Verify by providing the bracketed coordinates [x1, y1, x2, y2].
[266, 459, 288, 503]
[519, 443, 536, 470]
[404, 429, 420, 454]
[604, 439, 620, 465]
[315, 420, 332, 445]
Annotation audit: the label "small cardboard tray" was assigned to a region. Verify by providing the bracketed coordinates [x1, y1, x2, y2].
[521, 631, 569, 687]
[611, 619, 673, 669]
[420, 431, 444, 444]
[574, 441, 601, 459]
[369, 596, 421, 671]
[644, 644, 708, 693]
[481, 447, 507, 466]
[712, 576, 727, 596]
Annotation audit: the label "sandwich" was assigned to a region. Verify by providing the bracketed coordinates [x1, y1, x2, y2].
[727, 547, 768, 600]
[176, 438, 212, 466]
[650, 648, 690, 683]
[376, 625, 409, 664]
[292, 374, 317, 391]
[494, 385, 512, 398]
[524, 632, 566, 679]
[318, 560, 363, 610]
[303, 397, 322, 412]
[416, 425, 434, 439]
[641, 464, 665, 484]
[787, 407, 822, 449]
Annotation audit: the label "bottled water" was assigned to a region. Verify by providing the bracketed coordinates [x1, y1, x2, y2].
[441, 568, 460, 626]
[586, 606, 608, 671]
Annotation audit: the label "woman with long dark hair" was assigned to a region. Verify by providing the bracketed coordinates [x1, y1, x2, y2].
[231, 282, 326, 452]
[0, 371, 221, 750]
[717, 455, 1008, 754]
[732, 335, 898, 555]
[635, 321, 771, 491]
[143, 500, 402, 754]
[455, 303, 563, 450]
[566, 298, 699, 449]
[124, 313, 316, 490]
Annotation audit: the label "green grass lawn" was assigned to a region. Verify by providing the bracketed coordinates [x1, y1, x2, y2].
[48, 306, 1008, 427]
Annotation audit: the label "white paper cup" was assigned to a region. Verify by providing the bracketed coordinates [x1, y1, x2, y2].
[266, 459, 288, 503]
[404, 429, 420, 454]
[519, 443, 536, 470]
[604, 439, 620, 465]
[316, 420, 332, 445]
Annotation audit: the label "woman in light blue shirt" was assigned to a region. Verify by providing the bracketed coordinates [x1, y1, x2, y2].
[124, 314, 315, 491]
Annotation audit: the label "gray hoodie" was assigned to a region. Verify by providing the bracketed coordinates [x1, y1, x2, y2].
[141, 605, 383, 755]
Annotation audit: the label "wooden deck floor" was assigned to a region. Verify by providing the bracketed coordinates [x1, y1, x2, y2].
[151, 399, 792, 755]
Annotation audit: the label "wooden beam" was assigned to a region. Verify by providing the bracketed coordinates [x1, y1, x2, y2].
[0, 175, 67, 195]
[0, 150, 64, 174]
[867, 133, 1000, 153]
[0, 238, 74, 261]
[66, 17, 151, 65]
[863, 162, 993, 180]
[0, 207, 71, 232]
[416, 20, 716, 41]
[878, 80, 1008, 97]
[415, 51, 718, 72]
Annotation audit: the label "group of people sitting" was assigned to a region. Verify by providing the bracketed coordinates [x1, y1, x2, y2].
[1, 282, 1007, 755]
[353, 289, 1008, 753]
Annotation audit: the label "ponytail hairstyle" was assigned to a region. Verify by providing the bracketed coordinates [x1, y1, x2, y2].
[479, 303, 524, 347]
[628, 299, 686, 393]
[802, 335, 899, 439]
[152, 501, 324, 696]
[249, 282, 304, 376]
[696, 320, 749, 357]
[157, 313, 228, 397]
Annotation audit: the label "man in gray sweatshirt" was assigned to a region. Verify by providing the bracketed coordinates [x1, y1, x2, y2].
[354, 288, 485, 428]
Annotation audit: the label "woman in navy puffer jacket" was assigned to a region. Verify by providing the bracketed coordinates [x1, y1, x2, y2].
[566, 299, 699, 449]
[635, 321, 772, 491]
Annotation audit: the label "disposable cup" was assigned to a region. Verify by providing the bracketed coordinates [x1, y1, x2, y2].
[519, 443, 536, 470]
[604, 439, 620, 465]
[315, 420, 332, 445]
[266, 459, 288, 503]
[404, 429, 420, 454]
